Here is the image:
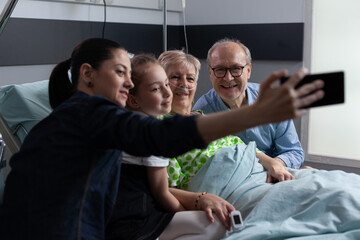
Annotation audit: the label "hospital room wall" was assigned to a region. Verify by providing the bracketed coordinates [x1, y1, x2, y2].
[0, 0, 305, 132]
[0, 0, 304, 151]
[0, 0, 304, 88]
[0, 0, 183, 85]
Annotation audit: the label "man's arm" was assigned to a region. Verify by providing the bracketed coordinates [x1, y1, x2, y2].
[273, 119, 304, 169]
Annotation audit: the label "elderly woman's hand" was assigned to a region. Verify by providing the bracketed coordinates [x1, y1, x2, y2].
[196, 192, 235, 230]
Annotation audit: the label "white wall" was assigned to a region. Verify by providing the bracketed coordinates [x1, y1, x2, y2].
[0, 64, 54, 86]
[185, 0, 304, 25]
[9, 0, 182, 24]
[306, 0, 360, 166]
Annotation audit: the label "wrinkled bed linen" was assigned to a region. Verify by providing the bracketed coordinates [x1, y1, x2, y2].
[188, 142, 360, 240]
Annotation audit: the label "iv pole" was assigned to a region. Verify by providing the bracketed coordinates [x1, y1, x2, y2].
[0, 0, 19, 36]
[162, 0, 167, 52]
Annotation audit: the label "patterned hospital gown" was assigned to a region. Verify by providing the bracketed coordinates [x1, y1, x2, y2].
[161, 113, 262, 189]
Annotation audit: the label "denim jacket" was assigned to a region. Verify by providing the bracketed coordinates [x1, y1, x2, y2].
[0, 92, 205, 240]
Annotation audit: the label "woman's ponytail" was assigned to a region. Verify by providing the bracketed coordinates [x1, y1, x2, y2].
[48, 38, 125, 109]
[48, 58, 74, 109]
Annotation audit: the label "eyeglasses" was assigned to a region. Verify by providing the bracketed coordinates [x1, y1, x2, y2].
[209, 64, 248, 78]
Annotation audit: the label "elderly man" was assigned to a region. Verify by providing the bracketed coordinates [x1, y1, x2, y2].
[193, 38, 304, 168]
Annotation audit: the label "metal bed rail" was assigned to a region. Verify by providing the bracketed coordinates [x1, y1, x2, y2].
[0, 0, 18, 36]
[0, 138, 5, 170]
[0, 114, 21, 155]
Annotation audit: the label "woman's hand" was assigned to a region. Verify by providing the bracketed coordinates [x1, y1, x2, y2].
[196, 68, 324, 145]
[169, 188, 235, 230]
[255, 68, 325, 121]
[196, 193, 235, 231]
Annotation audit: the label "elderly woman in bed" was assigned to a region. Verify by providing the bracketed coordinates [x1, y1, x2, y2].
[158, 50, 295, 189]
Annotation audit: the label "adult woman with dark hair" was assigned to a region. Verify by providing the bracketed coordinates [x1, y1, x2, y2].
[0, 38, 324, 240]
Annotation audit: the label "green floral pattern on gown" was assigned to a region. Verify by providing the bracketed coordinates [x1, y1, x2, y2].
[160, 112, 262, 189]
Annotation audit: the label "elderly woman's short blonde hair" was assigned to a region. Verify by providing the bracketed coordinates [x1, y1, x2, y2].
[158, 50, 201, 81]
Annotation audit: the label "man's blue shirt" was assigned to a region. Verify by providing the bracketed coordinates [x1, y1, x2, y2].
[193, 82, 304, 168]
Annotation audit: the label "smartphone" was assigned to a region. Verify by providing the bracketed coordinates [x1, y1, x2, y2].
[230, 210, 243, 231]
[280, 71, 345, 108]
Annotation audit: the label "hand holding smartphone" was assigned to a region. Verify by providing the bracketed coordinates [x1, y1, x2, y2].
[280, 71, 345, 108]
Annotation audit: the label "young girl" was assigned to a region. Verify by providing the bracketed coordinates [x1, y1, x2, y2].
[124, 54, 239, 240]
[123, 54, 185, 212]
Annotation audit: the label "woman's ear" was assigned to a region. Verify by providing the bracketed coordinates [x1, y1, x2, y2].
[127, 94, 141, 110]
[79, 63, 94, 87]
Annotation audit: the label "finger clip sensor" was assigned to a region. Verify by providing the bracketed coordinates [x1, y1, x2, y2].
[230, 210, 243, 232]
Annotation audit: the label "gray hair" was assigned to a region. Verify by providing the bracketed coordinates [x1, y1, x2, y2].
[207, 38, 252, 65]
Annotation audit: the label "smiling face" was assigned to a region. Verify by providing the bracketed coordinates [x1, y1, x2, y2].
[90, 49, 134, 107]
[208, 42, 252, 108]
[166, 63, 197, 115]
[129, 63, 173, 117]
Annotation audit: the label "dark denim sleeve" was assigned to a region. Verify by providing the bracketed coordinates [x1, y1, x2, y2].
[83, 96, 206, 158]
